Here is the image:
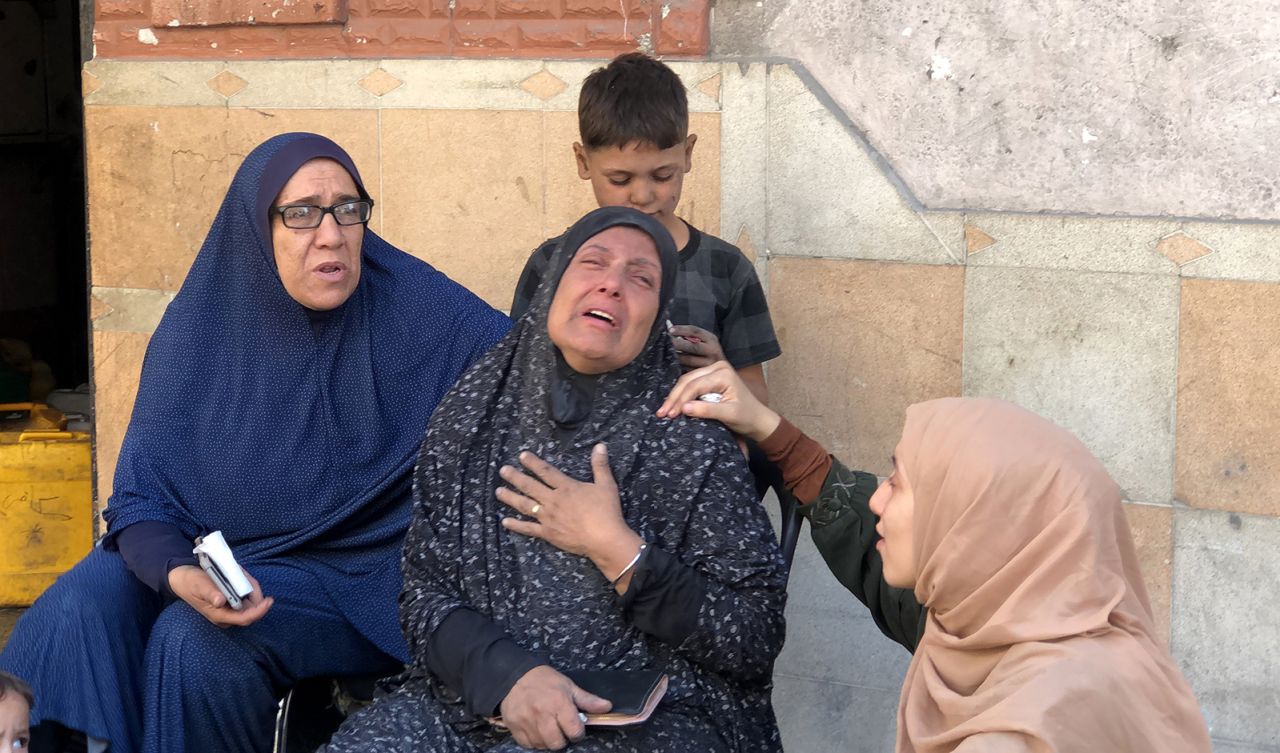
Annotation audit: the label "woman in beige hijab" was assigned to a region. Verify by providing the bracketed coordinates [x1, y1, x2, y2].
[659, 362, 1212, 753]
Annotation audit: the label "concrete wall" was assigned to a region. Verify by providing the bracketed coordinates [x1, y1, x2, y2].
[713, 0, 1280, 222]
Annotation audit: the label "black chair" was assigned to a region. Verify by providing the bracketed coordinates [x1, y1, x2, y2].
[775, 488, 806, 582]
[273, 675, 381, 753]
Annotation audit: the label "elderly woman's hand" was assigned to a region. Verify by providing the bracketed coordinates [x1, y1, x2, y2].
[498, 444, 646, 592]
[168, 565, 274, 627]
[499, 665, 612, 750]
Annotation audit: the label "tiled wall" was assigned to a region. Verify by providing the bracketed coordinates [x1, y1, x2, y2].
[85, 60, 1280, 752]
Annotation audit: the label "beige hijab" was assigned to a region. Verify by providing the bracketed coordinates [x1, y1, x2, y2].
[894, 398, 1211, 753]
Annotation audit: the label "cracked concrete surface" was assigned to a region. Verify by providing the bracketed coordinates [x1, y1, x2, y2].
[714, 0, 1280, 221]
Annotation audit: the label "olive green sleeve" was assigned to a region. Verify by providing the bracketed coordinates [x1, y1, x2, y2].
[798, 460, 927, 653]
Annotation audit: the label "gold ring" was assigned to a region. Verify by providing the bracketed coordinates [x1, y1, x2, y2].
[530, 503, 541, 516]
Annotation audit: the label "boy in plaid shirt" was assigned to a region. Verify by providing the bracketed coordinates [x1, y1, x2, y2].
[510, 52, 780, 403]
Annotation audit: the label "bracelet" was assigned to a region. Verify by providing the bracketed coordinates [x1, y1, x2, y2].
[610, 543, 647, 586]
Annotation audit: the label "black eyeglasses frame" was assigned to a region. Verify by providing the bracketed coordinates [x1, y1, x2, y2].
[270, 199, 375, 229]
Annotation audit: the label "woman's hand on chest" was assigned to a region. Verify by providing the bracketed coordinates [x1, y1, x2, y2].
[496, 443, 646, 590]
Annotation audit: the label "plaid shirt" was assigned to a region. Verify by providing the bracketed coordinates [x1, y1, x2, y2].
[510, 223, 781, 369]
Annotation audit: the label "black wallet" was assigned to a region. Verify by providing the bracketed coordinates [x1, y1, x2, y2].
[488, 668, 668, 729]
[564, 669, 668, 725]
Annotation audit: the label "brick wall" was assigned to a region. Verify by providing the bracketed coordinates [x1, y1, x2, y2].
[92, 0, 709, 59]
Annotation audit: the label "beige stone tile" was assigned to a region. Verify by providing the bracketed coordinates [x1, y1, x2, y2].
[543, 110, 600, 242]
[86, 106, 380, 291]
[768, 258, 964, 476]
[721, 63, 767, 269]
[1175, 279, 1280, 515]
[678, 62, 726, 113]
[82, 60, 226, 107]
[225, 60, 383, 108]
[91, 287, 176, 333]
[1171, 508, 1280, 747]
[543, 110, 722, 246]
[80, 59, 722, 113]
[380, 109, 545, 308]
[380, 59, 549, 110]
[1180, 221, 1280, 283]
[1123, 502, 1173, 645]
[92, 331, 150, 507]
[539, 61, 599, 111]
[963, 212, 1179, 274]
[964, 267, 1179, 502]
[535, 61, 723, 113]
[679, 112, 721, 236]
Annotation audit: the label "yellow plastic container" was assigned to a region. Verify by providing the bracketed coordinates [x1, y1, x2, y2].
[0, 403, 93, 606]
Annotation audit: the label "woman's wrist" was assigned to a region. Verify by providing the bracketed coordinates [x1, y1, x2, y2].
[747, 407, 783, 443]
[588, 528, 645, 582]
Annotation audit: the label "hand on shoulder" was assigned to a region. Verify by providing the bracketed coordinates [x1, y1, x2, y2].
[657, 361, 781, 442]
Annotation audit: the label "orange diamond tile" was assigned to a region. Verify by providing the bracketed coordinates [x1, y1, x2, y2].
[206, 70, 248, 99]
[964, 223, 997, 254]
[696, 73, 722, 103]
[1156, 231, 1213, 266]
[519, 69, 567, 102]
[82, 69, 103, 97]
[359, 68, 404, 97]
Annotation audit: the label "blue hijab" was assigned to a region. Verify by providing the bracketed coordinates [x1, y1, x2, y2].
[102, 133, 510, 658]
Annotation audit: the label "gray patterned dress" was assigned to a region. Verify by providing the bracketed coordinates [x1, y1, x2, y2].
[324, 207, 787, 753]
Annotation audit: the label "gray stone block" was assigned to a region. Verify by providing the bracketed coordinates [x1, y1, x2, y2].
[963, 212, 1179, 275]
[737, 1, 1280, 221]
[765, 65, 962, 265]
[1173, 508, 1280, 748]
[776, 524, 913, 692]
[772, 673, 900, 753]
[1209, 740, 1280, 753]
[963, 266, 1179, 502]
[1180, 222, 1280, 284]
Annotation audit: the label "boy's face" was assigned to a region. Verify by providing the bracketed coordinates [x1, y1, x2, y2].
[0, 693, 30, 751]
[574, 137, 696, 239]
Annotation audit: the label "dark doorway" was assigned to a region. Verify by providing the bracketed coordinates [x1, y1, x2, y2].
[0, 0, 88, 404]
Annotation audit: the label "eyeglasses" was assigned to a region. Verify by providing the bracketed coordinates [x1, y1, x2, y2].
[270, 199, 374, 229]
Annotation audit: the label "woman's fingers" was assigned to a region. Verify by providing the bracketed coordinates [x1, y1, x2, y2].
[554, 702, 586, 744]
[516, 451, 573, 490]
[658, 362, 735, 417]
[589, 444, 616, 490]
[494, 485, 539, 515]
[192, 574, 227, 608]
[498, 463, 554, 501]
[501, 516, 544, 540]
[571, 685, 612, 714]
[217, 596, 274, 627]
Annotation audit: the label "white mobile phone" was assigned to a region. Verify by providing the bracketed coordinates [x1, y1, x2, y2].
[193, 531, 253, 610]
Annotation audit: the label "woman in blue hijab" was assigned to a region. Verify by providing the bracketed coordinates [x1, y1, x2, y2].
[0, 133, 510, 752]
